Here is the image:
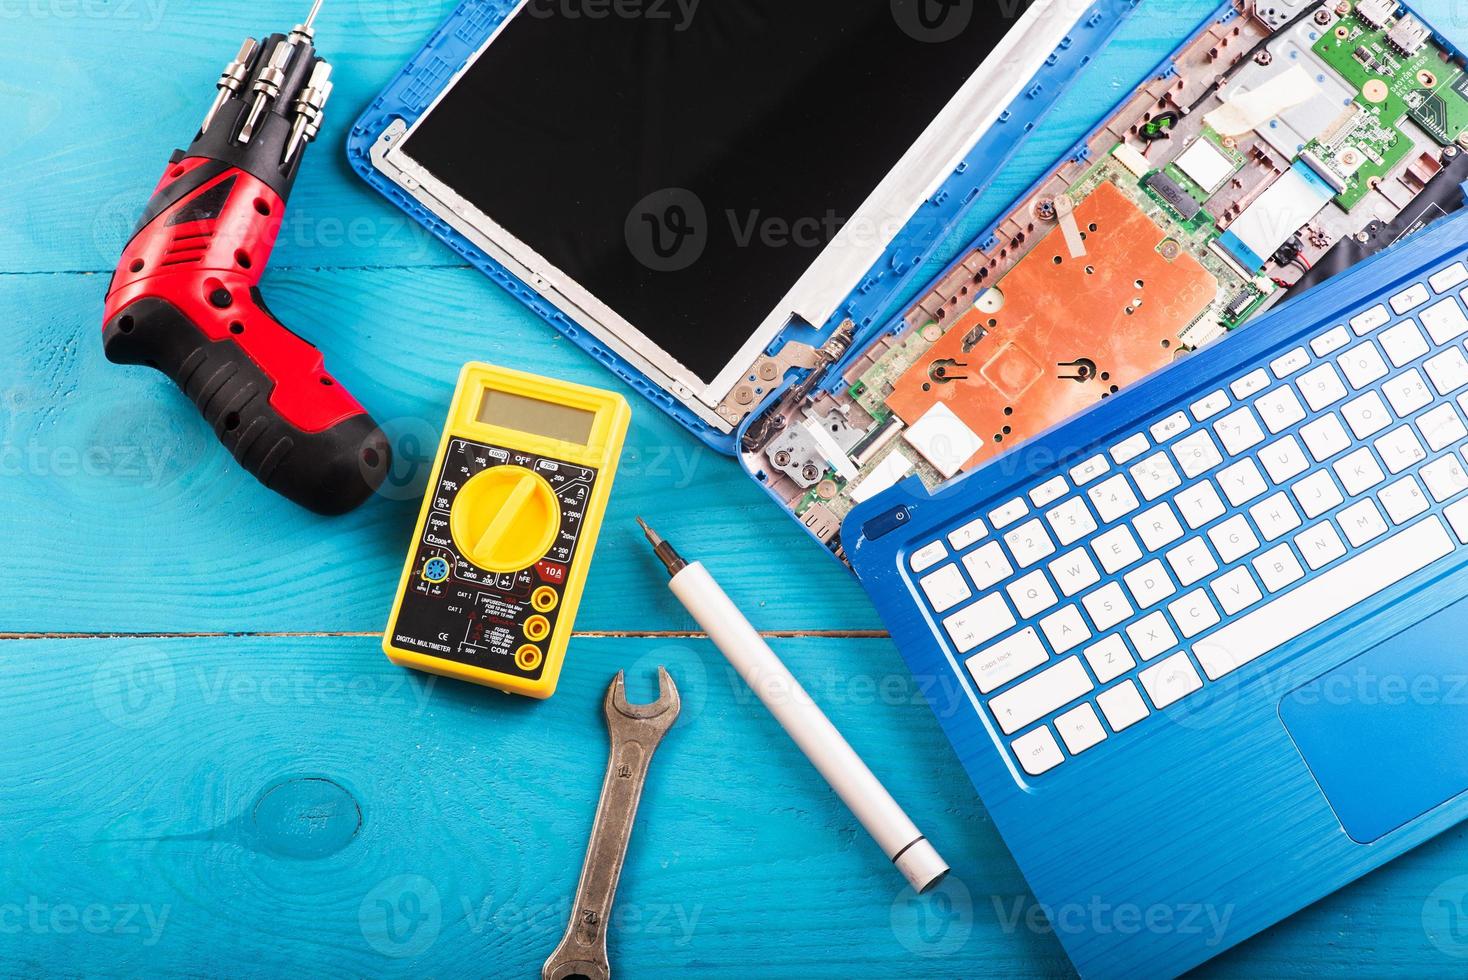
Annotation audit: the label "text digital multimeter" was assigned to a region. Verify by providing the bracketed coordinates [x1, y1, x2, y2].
[383, 363, 631, 699]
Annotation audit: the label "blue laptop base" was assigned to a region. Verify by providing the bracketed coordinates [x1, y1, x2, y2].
[846, 212, 1468, 977]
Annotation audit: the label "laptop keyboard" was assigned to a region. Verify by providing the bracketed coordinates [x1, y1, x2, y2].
[907, 258, 1468, 778]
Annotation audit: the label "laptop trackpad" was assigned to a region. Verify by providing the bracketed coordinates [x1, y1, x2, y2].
[1281, 596, 1468, 844]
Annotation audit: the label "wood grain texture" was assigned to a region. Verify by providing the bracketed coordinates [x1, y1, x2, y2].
[7, 0, 1468, 975]
[4, 636, 1468, 978]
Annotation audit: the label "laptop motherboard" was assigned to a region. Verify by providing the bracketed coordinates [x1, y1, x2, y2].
[741, 0, 1468, 561]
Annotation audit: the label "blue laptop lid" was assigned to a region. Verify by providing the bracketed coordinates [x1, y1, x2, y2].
[347, 0, 1141, 455]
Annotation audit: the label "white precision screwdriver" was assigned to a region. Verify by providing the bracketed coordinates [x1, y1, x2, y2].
[637, 518, 950, 893]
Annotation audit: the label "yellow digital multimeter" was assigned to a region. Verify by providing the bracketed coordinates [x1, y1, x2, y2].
[383, 363, 631, 699]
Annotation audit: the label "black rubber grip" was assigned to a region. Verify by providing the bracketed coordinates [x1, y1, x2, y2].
[102, 297, 390, 515]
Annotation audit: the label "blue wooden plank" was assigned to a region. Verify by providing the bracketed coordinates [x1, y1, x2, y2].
[3, 635, 1468, 978]
[0, 268, 877, 634]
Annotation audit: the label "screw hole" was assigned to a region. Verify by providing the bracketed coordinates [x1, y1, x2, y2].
[224, 413, 240, 432]
[229, 322, 244, 335]
[320, 376, 335, 386]
[129, 259, 145, 273]
[254, 198, 270, 216]
[363, 448, 381, 468]
[235, 250, 252, 269]
[117, 315, 134, 334]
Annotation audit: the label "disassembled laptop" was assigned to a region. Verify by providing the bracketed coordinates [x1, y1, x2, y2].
[737, 0, 1468, 561]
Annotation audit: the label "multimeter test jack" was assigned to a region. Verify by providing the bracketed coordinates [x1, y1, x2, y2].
[383, 363, 631, 700]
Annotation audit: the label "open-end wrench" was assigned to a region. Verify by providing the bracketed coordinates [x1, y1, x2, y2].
[542, 667, 681, 980]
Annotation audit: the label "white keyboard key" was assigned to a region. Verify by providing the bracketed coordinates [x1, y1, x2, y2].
[1110, 432, 1150, 465]
[1298, 363, 1348, 412]
[1134, 502, 1184, 551]
[1194, 517, 1454, 680]
[1168, 589, 1220, 638]
[963, 541, 1014, 590]
[1093, 525, 1143, 574]
[1379, 320, 1430, 367]
[910, 541, 948, 573]
[1232, 369, 1271, 399]
[1008, 570, 1059, 619]
[1088, 474, 1140, 524]
[1167, 537, 1218, 587]
[1030, 476, 1069, 508]
[1050, 549, 1101, 597]
[1339, 498, 1388, 548]
[1097, 680, 1149, 732]
[1291, 469, 1343, 519]
[1390, 283, 1431, 316]
[1012, 726, 1065, 775]
[1218, 458, 1268, 506]
[1082, 581, 1133, 632]
[1173, 430, 1223, 479]
[1215, 407, 1266, 455]
[1430, 263, 1468, 293]
[1126, 611, 1178, 662]
[1005, 519, 1056, 569]
[1175, 480, 1226, 530]
[990, 657, 1093, 735]
[1191, 390, 1230, 422]
[966, 627, 1049, 694]
[1046, 496, 1097, 547]
[1420, 403, 1468, 452]
[948, 517, 988, 551]
[1039, 605, 1092, 655]
[1422, 453, 1468, 503]
[1311, 325, 1351, 358]
[1383, 368, 1432, 419]
[1422, 297, 1468, 345]
[1250, 387, 1309, 431]
[989, 497, 1029, 528]
[1250, 492, 1302, 542]
[1335, 447, 1386, 496]
[944, 593, 1016, 653]
[1084, 634, 1136, 684]
[1130, 452, 1181, 501]
[1350, 305, 1390, 335]
[1212, 565, 1263, 615]
[1068, 454, 1111, 486]
[920, 564, 971, 612]
[1425, 347, 1468, 395]
[1380, 475, 1429, 525]
[1209, 514, 1260, 564]
[1140, 653, 1203, 709]
[1260, 435, 1309, 485]
[1445, 498, 1468, 542]
[1294, 521, 1346, 570]
[1375, 426, 1427, 474]
[1342, 391, 1392, 440]
[1253, 543, 1305, 593]
[1123, 559, 1177, 609]
[1055, 704, 1107, 755]
[1271, 347, 1311, 379]
[1150, 412, 1190, 444]
[1340, 343, 1389, 389]
[1301, 413, 1352, 462]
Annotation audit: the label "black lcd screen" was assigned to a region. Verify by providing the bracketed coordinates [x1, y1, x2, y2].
[402, 0, 1035, 384]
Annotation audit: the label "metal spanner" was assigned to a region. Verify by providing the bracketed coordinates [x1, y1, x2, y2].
[542, 667, 680, 980]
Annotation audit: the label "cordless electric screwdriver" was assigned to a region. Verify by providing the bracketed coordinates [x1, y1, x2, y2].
[101, 2, 390, 515]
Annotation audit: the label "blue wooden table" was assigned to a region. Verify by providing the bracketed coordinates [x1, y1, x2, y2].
[4, 1, 1468, 975]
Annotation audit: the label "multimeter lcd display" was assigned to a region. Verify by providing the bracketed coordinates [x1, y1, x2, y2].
[398, 1, 1031, 384]
[478, 389, 596, 446]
